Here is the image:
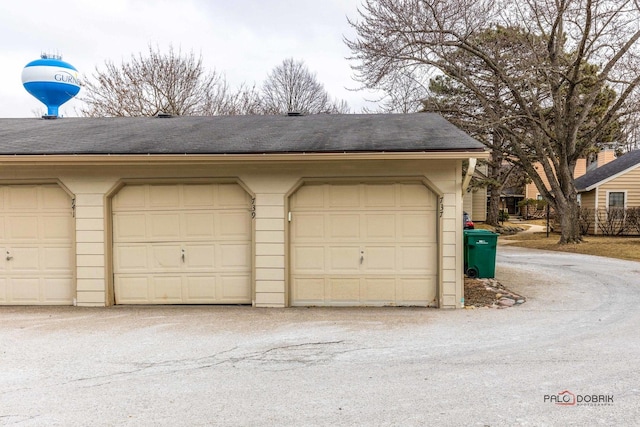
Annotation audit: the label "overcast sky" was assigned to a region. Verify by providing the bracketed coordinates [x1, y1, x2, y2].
[0, 0, 381, 118]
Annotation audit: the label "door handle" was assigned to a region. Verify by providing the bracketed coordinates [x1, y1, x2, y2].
[360, 250, 364, 264]
[181, 249, 185, 263]
[6, 250, 12, 261]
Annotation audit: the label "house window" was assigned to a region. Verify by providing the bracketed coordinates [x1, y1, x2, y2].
[576, 194, 581, 206]
[608, 191, 625, 209]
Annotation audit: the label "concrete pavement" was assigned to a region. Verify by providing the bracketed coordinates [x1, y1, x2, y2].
[1, 246, 639, 426]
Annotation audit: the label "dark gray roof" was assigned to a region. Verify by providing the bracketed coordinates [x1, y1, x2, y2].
[0, 114, 485, 155]
[575, 149, 640, 191]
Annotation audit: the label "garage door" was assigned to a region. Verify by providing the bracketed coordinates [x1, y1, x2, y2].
[0, 185, 75, 305]
[290, 182, 437, 307]
[113, 183, 252, 304]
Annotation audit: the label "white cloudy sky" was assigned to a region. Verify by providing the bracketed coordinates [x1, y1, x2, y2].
[0, 0, 381, 118]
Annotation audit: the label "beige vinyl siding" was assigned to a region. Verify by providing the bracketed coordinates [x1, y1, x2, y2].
[463, 189, 472, 218]
[596, 166, 640, 210]
[471, 188, 487, 222]
[579, 190, 597, 234]
[580, 190, 596, 210]
[253, 193, 285, 306]
[463, 187, 487, 222]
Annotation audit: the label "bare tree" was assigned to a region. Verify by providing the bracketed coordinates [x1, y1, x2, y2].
[262, 58, 349, 114]
[226, 83, 264, 115]
[80, 45, 233, 117]
[346, 0, 640, 243]
[368, 68, 431, 113]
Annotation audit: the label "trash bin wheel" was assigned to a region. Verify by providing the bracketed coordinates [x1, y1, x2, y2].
[466, 267, 478, 279]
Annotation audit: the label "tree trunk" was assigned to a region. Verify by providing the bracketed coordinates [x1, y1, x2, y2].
[556, 193, 583, 244]
[486, 185, 501, 226]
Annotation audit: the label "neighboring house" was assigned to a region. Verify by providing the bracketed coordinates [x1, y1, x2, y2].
[0, 114, 487, 309]
[463, 163, 488, 222]
[499, 187, 525, 216]
[575, 149, 640, 234]
[524, 149, 617, 200]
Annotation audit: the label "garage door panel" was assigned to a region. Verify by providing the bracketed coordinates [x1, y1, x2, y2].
[364, 246, 396, 272]
[43, 215, 75, 240]
[329, 185, 360, 208]
[114, 245, 148, 271]
[152, 276, 184, 302]
[399, 183, 436, 208]
[399, 277, 436, 305]
[291, 182, 437, 307]
[329, 214, 360, 239]
[149, 185, 180, 208]
[7, 186, 38, 209]
[149, 213, 181, 240]
[9, 247, 41, 271]
[112, 185, 146, 210]
[293, 277, 325, 303]
[115, 276, 150, 303]
[328, 278, 360, 302]
[7, 216, 39, 240]
[42, 186, 71, 209]
[400, 213, 436, 240]
[151, 245, 182, 270]
[10, 278, 40, 302]
[43, 247, 74, 271]
[218, 184, 251, 207]
[184, 244, 215, 269]
[0, 185, 75, 306]
[219, 243, 250, 269]
[366, 214, 396, 239]
[364, 184, 395, 207]
[290, 184, 324, 210]
[292, 214, 324, 239]
[113, 183, 252, 305]
[362, 278, 396, 303]
[183, 185, 215, 208]
[400, 246, 436, 273]
[218, 211, 251, 238]
[113, 214, 147, 242]
[43, 278, 75, 302]
[219, 275, 251, 300]
[184, 212, 215, 239]
[329, 247, 361, 271]
[183, 276, 214, 301]
[293, 246, 324, 271]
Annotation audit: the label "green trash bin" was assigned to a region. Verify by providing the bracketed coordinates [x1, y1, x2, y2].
[463, 229, 498, 278]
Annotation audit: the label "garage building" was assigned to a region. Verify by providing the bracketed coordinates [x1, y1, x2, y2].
[0, 114, 487, 308]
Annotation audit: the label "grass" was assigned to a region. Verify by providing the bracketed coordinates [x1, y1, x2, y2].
[500, 230, 640, 262]
[475, 221, 531, 231]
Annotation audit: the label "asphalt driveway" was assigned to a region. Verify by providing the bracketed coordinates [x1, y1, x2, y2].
[1, 246, 639, 426]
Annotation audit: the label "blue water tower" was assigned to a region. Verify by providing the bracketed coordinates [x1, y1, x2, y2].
[21, 54, 81, 118]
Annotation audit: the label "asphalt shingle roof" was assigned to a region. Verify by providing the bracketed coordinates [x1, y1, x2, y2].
[0, 114, 485, 155]
[575, 149, 640, 191]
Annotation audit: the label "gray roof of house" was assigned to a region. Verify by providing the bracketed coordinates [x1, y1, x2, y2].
[575, 149, 640, 191]
[0, 114, 485, 155]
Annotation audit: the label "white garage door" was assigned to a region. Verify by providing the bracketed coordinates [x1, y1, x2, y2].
[0, 185, 75, 305]
[113, 183, 252, 304]
[290, 182, 437, 307]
